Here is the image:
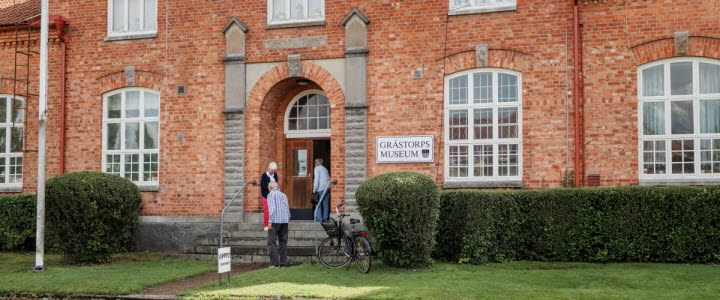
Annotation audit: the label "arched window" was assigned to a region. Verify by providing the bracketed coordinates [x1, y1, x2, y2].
[444, 69, 522, 182]
[284, 90, 330, 138]
[0, 95, 23, 186]
[639, 58, 720, 179]
[102, 88, 160, 185]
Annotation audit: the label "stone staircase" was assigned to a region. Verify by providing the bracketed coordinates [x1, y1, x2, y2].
[187, 222, 328, 263]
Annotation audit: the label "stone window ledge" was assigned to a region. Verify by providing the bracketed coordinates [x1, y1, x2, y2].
[104, 33, 158, 42]
[265, 20, 325, 30]
[443, 180, 523, 189]
[639, 178, 720, 186]
[137, 184, 160, 192]
[0, 186, 22, 193]
[449, 5, 516, 16]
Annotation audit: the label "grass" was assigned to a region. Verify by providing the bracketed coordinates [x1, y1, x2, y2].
[0, 252, 215, 296]
[185, 261, 720, 300]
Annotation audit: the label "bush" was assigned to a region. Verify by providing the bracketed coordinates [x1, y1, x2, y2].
[0, 194, 36, 251]
[356, 171, 439, 268]
[435, 186, 720, 264]
[46, 172, 142, 263]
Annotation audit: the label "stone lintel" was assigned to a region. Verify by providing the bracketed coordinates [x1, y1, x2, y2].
[125, 66, 135, 86]
[288, 54, 302, 77]
[674, 31, 689, 56]
[476, 44, 489, 68]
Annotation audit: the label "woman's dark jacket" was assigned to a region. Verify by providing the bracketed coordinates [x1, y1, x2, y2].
[260, 172, 279, 198]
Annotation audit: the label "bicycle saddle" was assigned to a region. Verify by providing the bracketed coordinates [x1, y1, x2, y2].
[350, 218, 361, 224]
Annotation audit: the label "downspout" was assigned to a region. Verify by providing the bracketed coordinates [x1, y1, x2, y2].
[573, 0, 584, 187]
[54, 18, 68, 174]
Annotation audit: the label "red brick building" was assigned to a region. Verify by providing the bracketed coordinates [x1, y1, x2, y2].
[1, 0, 719, 252]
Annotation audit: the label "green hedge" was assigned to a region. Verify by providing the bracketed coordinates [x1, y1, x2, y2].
[435, 186, 720, 264]
[356, 171, 440, 268]
[0, 194, 36, 251]
[47, 172, 142, 263]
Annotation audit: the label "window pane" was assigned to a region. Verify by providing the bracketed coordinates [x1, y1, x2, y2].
[125, 154, 140, 181]
[700, 139, 720, 174]
[498, 107, 518, 139]
[0, 157, 5, 183]
[128, 0, 143, 31]
[319, 105, 329, 117]
[670, 62, 693, 95]
[143, 153, 159, 181]
[498, 73, 518, 103]
[113, 0, 125, 32]
[125, 122, 140, 150]
[9, 157, 21, 183]
[498, 144, 519, 176]
[106, 154, 121, 175]
[642, 65, 665, 97]
[308, 0, 322, 17]
[700, 62, 720, 94]
[273, 0, 287, 20]
[449, 146, 468, 178]
[144, 92, 159, 117]
[0, 128, 5, 153]
[126, 91, 140, 118]
[144, 0, 157, 30]
[298, 119, 307, 130]
[108, 94, 121, 118]
[144, 121, 159, 149]
[293, 149, 308, 177]
[290, 0, 305, 19]
[449, 75, 468, 105]
[11, 99, 23, 123]
[473, 145, 493, 177]
[318, 118, 328, 129]
[0, 98, 6, 123]
[701, 100, 720, 134]
[643, 140, 666, 174]
[671, 101, 693, 134]
[473, 108, 492, 139]
[473, 72, 492, 104]
[671, 140, 694, 174]
[107, 123, 121, 150]
[643, 102, 665, 135]
[308, 118, 318, 130]
[10, 128, 22, 152]
[449, 110, 468, 140]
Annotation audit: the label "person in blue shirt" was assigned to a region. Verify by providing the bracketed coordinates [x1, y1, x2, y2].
[313, 158, 331, 222]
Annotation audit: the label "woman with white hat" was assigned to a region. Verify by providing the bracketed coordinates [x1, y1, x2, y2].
[260, 162, 279, 231]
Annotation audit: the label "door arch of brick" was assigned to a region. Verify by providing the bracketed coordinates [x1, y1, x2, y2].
[243, 62, 346, 214]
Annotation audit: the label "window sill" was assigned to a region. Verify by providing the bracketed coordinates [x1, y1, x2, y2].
[137, 184, 160, 192]
[265, 20, 325, 30]
[105, 32, 158, 42]
[443, 180, 522, 189]
[639, 178, 720, 186]
[449, 5, 516, 16]
[0, 186, 22, 193]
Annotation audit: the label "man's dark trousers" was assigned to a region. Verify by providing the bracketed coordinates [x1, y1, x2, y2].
[268, 223, 288, 267]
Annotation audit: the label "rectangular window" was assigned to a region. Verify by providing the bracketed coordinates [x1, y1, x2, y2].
[0, 96, 23, 186]
[269, 0, 324, 25]
[103, 89, 160, 185]
[671, 139, 694, 174]
[109, 0, 157, 36]
[642, 140, 666, 175]
[700, 139, 720, 174]
[446, 70, 522, 181]
[449, 0, 516, 11]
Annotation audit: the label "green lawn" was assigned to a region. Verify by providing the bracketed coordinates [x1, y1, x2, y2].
[185, 261, 720, 300]
[0, 252, 215, 296]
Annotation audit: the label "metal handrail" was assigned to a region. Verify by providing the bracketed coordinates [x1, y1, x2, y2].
[314, 179, 336, 254]
[219, 180, 256, 249]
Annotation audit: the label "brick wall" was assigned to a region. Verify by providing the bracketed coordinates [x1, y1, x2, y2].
[0, 0, 716, 217]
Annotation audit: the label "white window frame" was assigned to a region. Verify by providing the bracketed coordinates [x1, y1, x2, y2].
[107, 0, 158, 37]
[638, 57, 720, 180]
[102, 88, 160, 187]
[444, 68, 523, 182]
[0, 95, 23, 187]
[449, 0, 517, 14]
[284, 89, 331, 139]
[267, 0, 325, 26]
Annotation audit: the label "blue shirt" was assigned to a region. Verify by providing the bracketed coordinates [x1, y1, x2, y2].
[267, 188, 291, 224]
[313, 165, 330, 193]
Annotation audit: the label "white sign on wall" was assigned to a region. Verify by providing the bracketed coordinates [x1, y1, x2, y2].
[376, 135, 434, 163]
[218, 247, 231, 274]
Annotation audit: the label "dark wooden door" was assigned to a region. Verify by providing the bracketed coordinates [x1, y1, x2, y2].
[285, 139, 313, 212]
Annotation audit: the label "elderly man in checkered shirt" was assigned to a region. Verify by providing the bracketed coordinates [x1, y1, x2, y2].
[266, 181, 291, 268]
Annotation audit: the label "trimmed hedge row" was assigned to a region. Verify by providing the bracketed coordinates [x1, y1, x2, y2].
[435, 186, 720, 264]
[356, 171, 439, 268]
[0, 194, 36, 251]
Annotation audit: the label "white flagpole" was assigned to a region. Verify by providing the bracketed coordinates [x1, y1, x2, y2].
[34, 0, 49, 271]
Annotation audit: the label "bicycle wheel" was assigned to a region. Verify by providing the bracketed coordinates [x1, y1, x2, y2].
[318, 236, 352, 268]
[354, 236, 372, 273]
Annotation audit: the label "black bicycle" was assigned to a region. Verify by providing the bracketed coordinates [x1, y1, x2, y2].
[318, 201, 372, 273]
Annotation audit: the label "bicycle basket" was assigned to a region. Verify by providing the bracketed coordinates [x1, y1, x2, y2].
[321, 219, 340, 238]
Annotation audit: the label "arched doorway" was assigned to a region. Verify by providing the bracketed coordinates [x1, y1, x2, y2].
[283, 90, 332, 220]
